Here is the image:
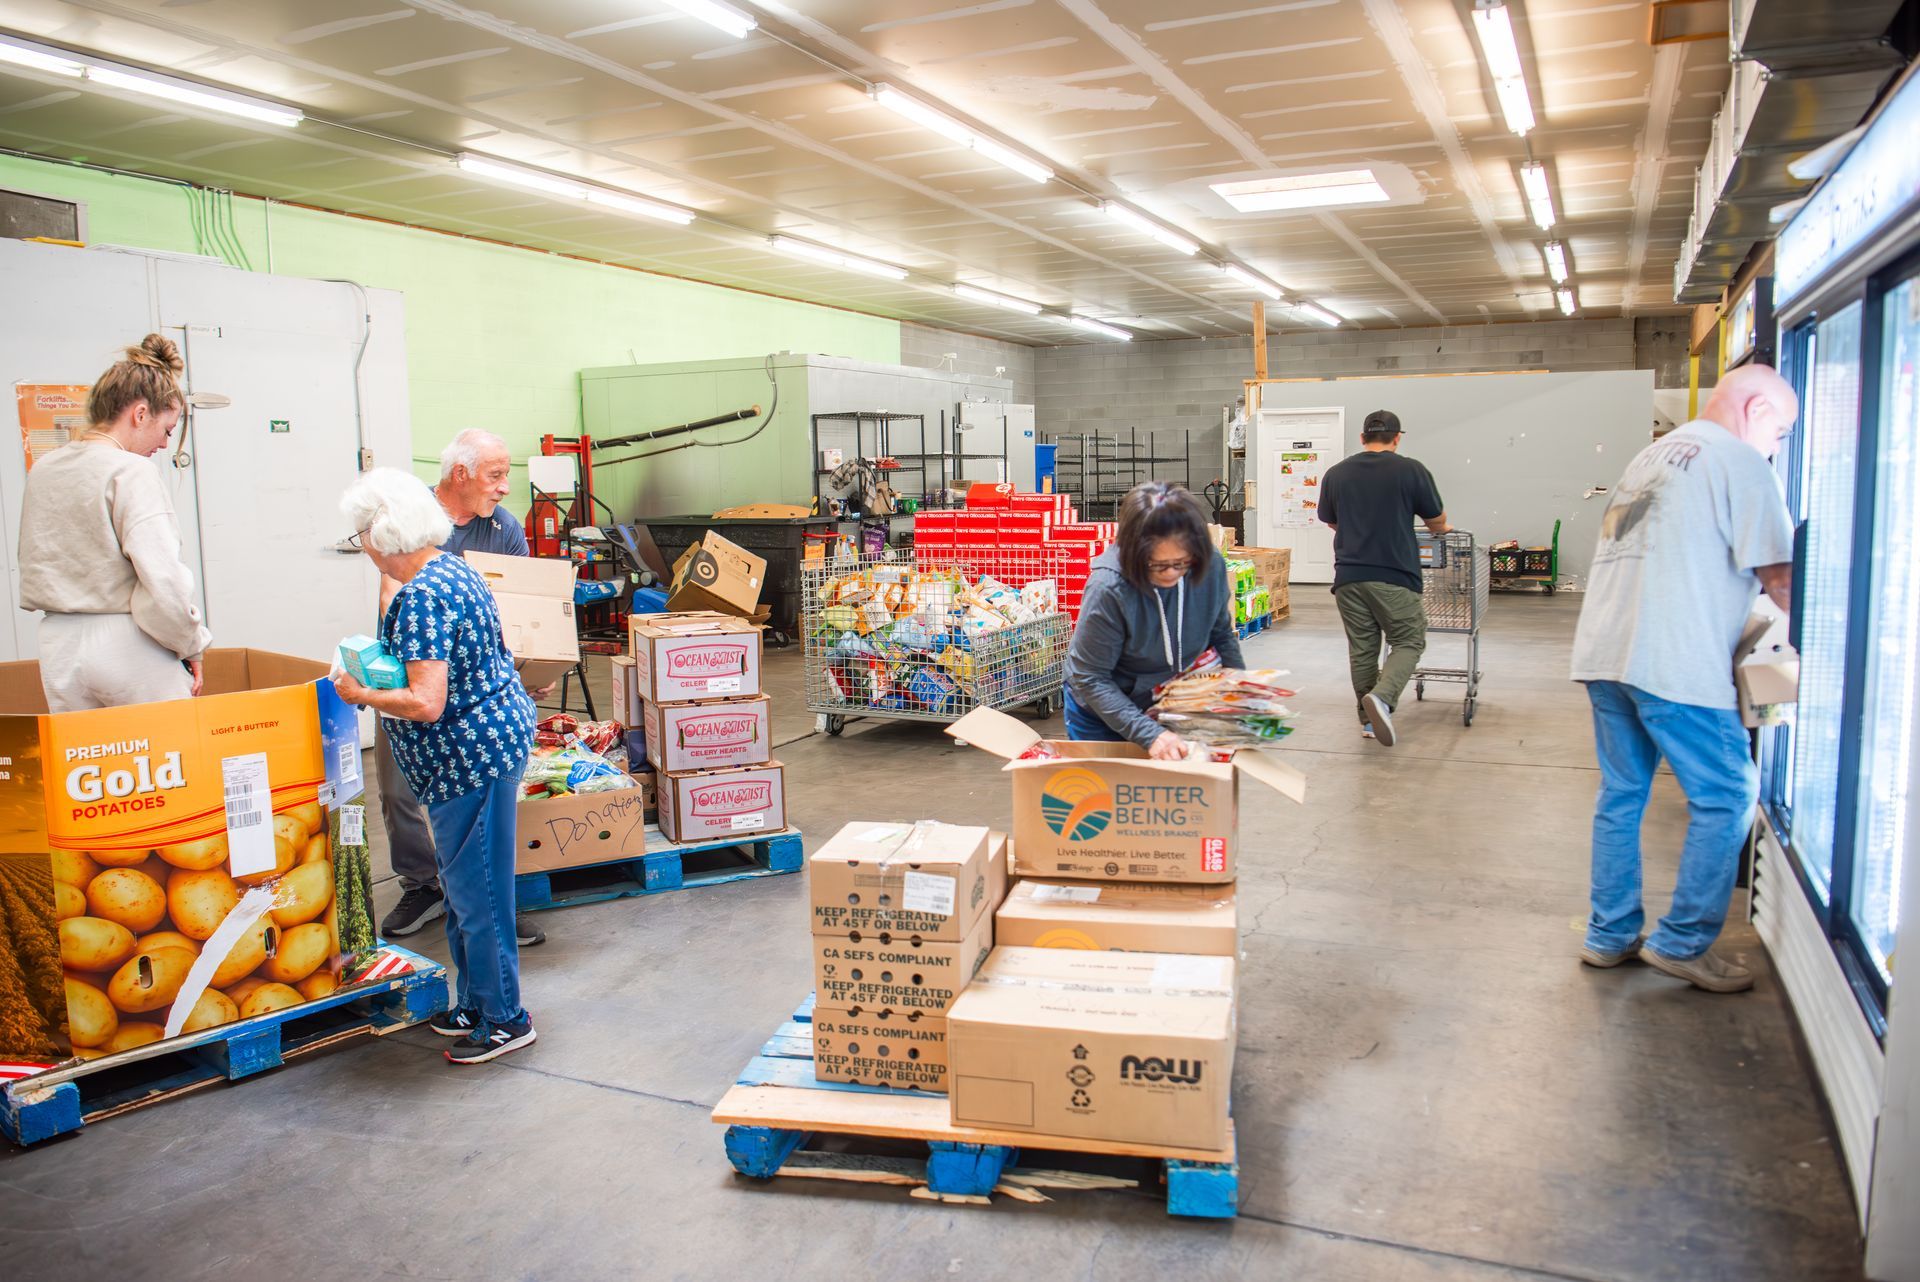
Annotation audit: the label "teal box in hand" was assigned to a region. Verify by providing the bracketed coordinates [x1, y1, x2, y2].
[340, 634, 409, 689]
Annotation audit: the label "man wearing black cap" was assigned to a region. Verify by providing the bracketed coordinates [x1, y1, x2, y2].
[1316, 409, 1450, 746]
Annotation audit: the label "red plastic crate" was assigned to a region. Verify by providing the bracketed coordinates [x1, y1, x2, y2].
[965, 482, 1014, 508]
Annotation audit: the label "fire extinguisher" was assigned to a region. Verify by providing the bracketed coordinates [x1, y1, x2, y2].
[526, 496, 565, 558]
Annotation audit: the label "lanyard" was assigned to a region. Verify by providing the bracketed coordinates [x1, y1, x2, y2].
[1153, 578, 1185, 672]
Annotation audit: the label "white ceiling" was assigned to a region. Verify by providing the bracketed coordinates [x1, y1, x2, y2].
[0, 0, 1727, 345]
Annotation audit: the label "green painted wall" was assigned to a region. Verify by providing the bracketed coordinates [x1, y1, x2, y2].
[0, 154, 901, 489]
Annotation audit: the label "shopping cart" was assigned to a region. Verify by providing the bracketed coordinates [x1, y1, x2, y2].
[1412, 530, 1488, 726]
[803, 548, 1073, 737]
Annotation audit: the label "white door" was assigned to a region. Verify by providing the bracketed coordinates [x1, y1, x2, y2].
[156, 264, 381, 662]
[956, 399, 1008, 483]
[1254, 406, 1343, 582]
[1004, 404, 1037, 490]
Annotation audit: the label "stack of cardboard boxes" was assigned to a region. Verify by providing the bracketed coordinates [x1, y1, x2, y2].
[806, 822, 1008, 1089]
[935, 705, 1306, 1152]
[614, 611, 786, 844]
[913, 485, 1115, 620]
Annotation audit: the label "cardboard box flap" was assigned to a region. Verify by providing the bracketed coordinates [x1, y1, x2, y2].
[464, 550, 576, 598]
[945, 705, 1042, 760]
[1232, 750, 1307, 804]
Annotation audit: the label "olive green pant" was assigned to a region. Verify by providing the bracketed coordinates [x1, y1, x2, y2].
[1334, 582, 1428, 722]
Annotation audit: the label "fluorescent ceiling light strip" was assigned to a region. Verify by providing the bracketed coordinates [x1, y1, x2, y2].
[1218, 264, 1283, 301]
[1492, 76, 1535, 136]
[1068, 315, 1132, 341]
[1519, 162, 1555, 230]
[1210, 169, 1389, 213]
[1543, 240, 1568, 283]
[1102, 202, 1198, 255]
[953, 283, 1043, 315]
[0, 33, 83, 77]
[659, 0, 757, 38]
[768, 235, 908, 281]
[457, 153, 694, 224]
[872, 84, 1052, 184]
[1556, 286, 1577, 316]
[1293, 303, 1341, 327]
[1470, 3, 1526, 83]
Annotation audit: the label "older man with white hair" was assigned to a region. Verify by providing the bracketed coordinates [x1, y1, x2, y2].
[378, 428, 547, 945]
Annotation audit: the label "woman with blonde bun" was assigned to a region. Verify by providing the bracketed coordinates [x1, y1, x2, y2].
[17, 333, 212, 711]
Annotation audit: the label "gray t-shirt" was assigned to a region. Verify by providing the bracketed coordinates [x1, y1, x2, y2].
[1570, 418, 1793, 709]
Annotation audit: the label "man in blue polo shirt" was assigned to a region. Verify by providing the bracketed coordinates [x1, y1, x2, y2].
[378, 429, 548, 946]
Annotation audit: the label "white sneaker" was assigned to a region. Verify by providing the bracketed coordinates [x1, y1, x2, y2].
[1362, 693, 1396, 746]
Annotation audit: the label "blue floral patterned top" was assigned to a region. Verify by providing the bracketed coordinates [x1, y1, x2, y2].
[381, 552, 535, 804]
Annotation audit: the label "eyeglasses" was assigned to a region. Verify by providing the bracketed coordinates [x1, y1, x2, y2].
[345, 525, 372, 550]
[1148, 558, 1192, 574]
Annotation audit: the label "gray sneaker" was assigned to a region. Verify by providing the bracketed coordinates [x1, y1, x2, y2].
[1362, 693, 1396, 746]
[1642, 945, 1754, 993]
[1579, 935, 1644, 968]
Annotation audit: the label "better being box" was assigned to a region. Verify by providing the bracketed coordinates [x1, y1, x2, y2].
[947, 946, 1237, 1151]
[644, 695, 771, 774]
[630, 613, 762, 703]
[996, 880, 1238, 956]
[656, 761, 784, 843]
[946, 707, 1304, 884]
[0, 650, 376, 1073]
[807, 820, 993, 942]
[464, 551, 579, 689]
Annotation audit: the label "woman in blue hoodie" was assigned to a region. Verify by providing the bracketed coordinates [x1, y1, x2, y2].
[1064, 481, 1245, 758]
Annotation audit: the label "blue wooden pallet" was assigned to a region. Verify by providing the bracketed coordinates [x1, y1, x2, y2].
[713, 992, 1239, 1217]
[1236, 612, 1272, 640]
[516, 824, 803, 914]
[1, 944, 448, 1148]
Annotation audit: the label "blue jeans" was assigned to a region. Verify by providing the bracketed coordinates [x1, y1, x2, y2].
[1063, 687, 1124, 742]
[426, 768, 527, 1028]
[1586, 680, 1758, 960]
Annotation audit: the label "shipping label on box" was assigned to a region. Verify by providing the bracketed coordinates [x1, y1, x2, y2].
[812, 1007, 948, 1090]
[0, 650, 380, 1071]
[947, 707, 1303, 883]
[656, 761, 784, 843]
[813, 910, 993, 1014]
[630, 614, 762, 702]
[808, 820, 993, 942]
[947, 946, 1236, 1151]
[464, 551, 579, 688]
[997, 880, 1238, 955]
[644, 695, 771, 773]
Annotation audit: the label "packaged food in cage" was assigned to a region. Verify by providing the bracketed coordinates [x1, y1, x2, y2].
[1018, 578, 1058, 614]
[938, 643, 976, 687]
[855, 598, 894, 634]
[822, 603, 860, 633]
[906, 667, 961, 713]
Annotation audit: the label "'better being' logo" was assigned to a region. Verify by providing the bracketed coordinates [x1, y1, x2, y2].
[1040, 767, 1112, 841]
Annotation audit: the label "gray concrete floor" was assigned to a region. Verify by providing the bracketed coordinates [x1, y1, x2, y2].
[1, 595, 1867, 1281]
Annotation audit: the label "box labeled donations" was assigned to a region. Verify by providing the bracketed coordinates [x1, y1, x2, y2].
[630, 613, 762, 703]
[946, 706, 1305, 883]
[996, 880, 1238, 956]
[947, 946, 1237, 1150]
[464, 551, 580, 689]
[644, 695, 771, 773]
[807, 820, 994, 942]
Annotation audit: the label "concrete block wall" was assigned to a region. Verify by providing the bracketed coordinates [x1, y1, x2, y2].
[900, 321, 1037, 405]
[1032, 316, 1711, 486]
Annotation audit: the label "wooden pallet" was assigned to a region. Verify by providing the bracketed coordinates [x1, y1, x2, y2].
[515, 825, 803, 913]
[713, 993, 1240, 1217]
[1, 945, 448, 1147]
[1236, 611, 1274, 639]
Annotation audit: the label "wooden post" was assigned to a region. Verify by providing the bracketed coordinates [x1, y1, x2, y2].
[1252, 302, 1267, 380]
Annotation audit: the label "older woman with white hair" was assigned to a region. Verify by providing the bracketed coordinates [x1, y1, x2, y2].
[335, 467, 538, 1065]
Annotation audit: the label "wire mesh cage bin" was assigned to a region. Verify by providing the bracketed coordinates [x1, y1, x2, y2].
[1412, 530, 1487, 725]
[803, 548, 1074, 736]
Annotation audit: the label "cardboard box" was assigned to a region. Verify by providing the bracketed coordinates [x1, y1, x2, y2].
[668, 530, 767, 620]
[514, 773, 654, 875]
[947, 946, 1236, 1150]
[1736, 608, 1799, 729]
[946, 707, 1305, 884]
[997, 880, 1238, 955]
[1237, 546, 1292, 598]
[986, 831, 1009, 919]
[656, 760, 785, 843]
[807, 820, 993, 942]
[644, 695, 771, 774]
[0, 650, 376, 1073]
[814, 909, 994, 1013]
[609, 654, 645, 727]
[812, 1006, 948, 1090]
[464, 551, 579, 688]
[630, 613, 762, 703]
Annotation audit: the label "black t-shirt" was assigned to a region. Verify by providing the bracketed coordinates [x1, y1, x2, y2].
[1316, 450, 1444, 593]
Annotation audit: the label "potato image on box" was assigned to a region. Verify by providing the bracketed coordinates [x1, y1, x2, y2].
[0, 649, 380, 1074]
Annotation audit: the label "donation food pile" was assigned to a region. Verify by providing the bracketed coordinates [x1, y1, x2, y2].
[1148, 650, 1299, 749]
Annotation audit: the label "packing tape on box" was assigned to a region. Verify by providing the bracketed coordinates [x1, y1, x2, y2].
[162, 885, 278, 1038]
[969, 973, 1234, 1000]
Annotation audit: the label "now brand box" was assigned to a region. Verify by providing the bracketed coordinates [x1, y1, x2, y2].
[629, 613, 761, 703]
[946, 707, 1305, 884]
[948, 946, 1236, 1151]
[643, 695, 771, 773]
[655, 760, 784, 843]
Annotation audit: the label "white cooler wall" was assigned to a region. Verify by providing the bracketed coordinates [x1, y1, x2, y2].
[1250, 371, 1655, 585]
[0, 239, 412, 666]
